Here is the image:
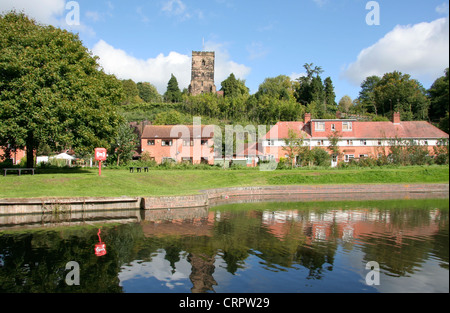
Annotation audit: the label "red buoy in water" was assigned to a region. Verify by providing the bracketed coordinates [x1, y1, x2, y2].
[95, 229, 107, 257]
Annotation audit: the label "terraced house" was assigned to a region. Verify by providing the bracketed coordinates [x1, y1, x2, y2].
[260, 112, 449, 167]
[140, 124, 215, 165]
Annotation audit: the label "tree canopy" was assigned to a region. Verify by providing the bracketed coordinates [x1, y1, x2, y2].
[0, 12, 124, 166]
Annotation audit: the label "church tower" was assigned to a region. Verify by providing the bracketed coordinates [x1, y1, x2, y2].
[189, 51, 216, 96]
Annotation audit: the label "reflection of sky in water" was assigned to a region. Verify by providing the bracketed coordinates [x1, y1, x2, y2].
[116, 206, 448, 293]
[117, 243, 449, 293]
[118, 249, 192, 293]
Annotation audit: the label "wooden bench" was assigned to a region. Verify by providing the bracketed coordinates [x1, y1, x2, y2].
[129, 167, 149, 173]
[3, 168, 35, 176]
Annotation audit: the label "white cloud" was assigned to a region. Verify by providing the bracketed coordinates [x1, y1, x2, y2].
[342, 17, 449, 86]
[91, 40, 191, 94]
[204, 41, 251, 87]
[0, 0, 95, 36]
[246, 42, 270, 60]
[161, 0, 186, 16]
[91, 40, 251, 94]
[0, 0, 65, 25]
[289, 72, 306, 81]
[436, 2, 449, 14]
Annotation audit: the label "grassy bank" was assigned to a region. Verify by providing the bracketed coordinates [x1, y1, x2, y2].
[0, 165, 448, 199]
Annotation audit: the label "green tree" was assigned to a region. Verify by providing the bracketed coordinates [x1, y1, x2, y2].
[110, 123, 137, 166]
[220, 73, 249, 98]
[0, 12, 124, 168]
[137, 82, 162, 103]
[164, 74, 182, 103]
[428, 68, 449, 123]
[153, 109, 184, 125]
[256, 75, 294, 101]
[338, 95, 353, 113]
[373, 71, 429, 121]
[294, 63, 324, 105]
[282, 127, 306, 168]
[358, 75, 381, 115]
[324, 77, 336, 107]
[121, 79, 141, 105]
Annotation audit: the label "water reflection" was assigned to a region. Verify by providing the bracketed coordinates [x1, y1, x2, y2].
[0, 199, 448, 293]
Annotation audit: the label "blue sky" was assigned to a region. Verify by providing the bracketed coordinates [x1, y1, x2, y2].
[1, 0, 449, 101]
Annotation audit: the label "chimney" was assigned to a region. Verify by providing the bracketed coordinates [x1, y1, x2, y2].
[304, 113, 311, 124]
[393, 112, 401, 124]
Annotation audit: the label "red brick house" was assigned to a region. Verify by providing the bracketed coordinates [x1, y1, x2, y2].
[0, 146, 26, 165]
[140, 125, 215, 164]
[260, 112, 449, 167]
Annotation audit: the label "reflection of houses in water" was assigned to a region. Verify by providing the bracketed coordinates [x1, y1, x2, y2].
[261, 209, 443, 244]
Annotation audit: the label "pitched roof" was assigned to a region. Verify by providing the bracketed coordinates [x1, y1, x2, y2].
[261, 122, 311, 140]
[353, 121, 449, 139]
[262, 120, 449, 140]
[141, 125, 215, 139]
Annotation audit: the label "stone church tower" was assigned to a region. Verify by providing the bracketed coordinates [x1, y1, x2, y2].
[189, 51, 216, 96]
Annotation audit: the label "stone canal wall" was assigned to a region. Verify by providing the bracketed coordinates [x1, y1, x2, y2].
[1, 184, 448, 215]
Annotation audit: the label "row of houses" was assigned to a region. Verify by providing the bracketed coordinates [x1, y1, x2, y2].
[136, 112, 449, 167]
[2, 112, 449, 167]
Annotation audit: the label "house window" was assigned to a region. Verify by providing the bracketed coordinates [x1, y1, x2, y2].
[345, 155, 354, 162]
[201, 140, 208, 145]
[331, 124, 336, 131]
[378, 140, 382, 146]
[183, 140, 193, 146]
[147, 140, 155, 146]
[360, 140, 367, 146]
[162, 140, 172, 146]
[423, 140, 428, 145]
[347, 140, 353, 146]
[342, 122, 352, 131]
[359, 154, 368, 159]
[317, 140, 324, 146]
[315, 122, 325, 131]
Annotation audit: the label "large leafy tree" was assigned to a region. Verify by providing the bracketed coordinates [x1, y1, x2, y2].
[220, 73, 249, 99]
[428, 68, 449, 123]
[373, 71, 429, 121]
[0, 12, 124, 167]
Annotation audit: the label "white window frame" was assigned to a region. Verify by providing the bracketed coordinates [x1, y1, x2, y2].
[342, 122, 352, 131]
[315, 122, 325, 132]
[345, 154, 354, 162]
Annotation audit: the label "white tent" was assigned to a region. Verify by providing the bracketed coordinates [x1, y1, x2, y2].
[49, 153, 76, 166]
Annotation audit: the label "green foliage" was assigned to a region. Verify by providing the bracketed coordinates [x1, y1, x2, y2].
[220, 73, 249, 98]
[0, 12, 124, 167]
[373, 71, 429, 121]
[137, 82, 162, 103]
[108, 123, 138, 166]
[428, 68, 449, 123]
[164, 74, 182, 103]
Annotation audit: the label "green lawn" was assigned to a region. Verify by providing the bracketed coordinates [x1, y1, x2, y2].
[0, 165, 448, 199]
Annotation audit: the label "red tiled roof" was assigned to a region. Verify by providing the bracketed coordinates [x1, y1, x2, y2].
[261, 122, 311, 140]
[263, 120, 449, 140]
[141, 125, 214, 139]
[353, 121, 449, 139]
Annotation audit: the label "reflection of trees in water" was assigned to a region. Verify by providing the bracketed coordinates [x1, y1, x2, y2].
[360, 209, 449, 277]
[0, 224, 142, 293]
[0, 200, 448, 293]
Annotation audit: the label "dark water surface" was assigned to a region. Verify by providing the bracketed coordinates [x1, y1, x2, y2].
[0, 199, 448, 293]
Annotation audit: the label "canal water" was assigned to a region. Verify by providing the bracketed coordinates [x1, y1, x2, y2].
[0, 199, 448, 293]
